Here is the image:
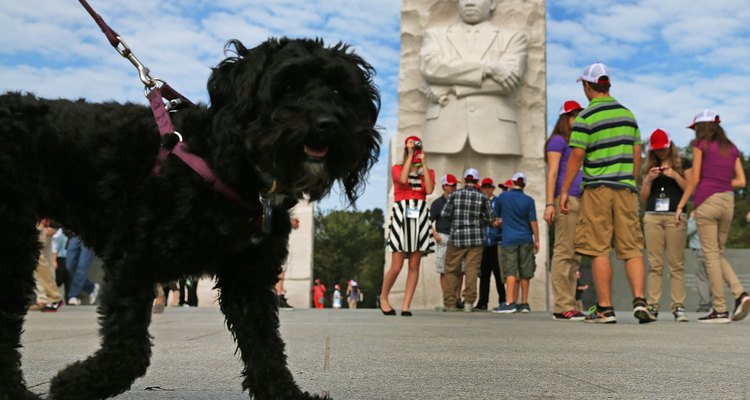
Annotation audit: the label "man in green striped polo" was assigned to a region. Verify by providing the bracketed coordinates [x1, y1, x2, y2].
[560, 62, 656, 324]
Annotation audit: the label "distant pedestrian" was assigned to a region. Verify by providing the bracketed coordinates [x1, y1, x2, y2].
[675, 109, 749, 323]
[32, 221, 64, 312]
[313, 279, 327, 309]
[560, 62, 656, 324]
[641, 129, 690, 322]
[65, 235, 99, 305]
[347, 280, 360, 309]
[50, 224, 70, 301]
[492, 173, 539, 314]
[332, 285, 342, 309]
[545, 100, 586, 321]
[430, 174, 463, 308]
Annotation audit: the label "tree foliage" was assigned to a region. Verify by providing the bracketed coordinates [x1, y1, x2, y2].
[313, 208, 385, 308]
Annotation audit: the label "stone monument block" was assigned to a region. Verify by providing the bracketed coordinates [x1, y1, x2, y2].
[386, 0, 548, 311]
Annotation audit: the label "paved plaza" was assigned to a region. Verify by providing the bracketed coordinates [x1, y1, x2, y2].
[21, 307, 750, 399]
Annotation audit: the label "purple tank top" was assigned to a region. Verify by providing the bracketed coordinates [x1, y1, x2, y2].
[694, 140, 739, 208]
[546, 135, 582, 198]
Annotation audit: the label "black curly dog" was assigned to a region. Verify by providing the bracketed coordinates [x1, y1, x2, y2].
[0, 38, 380, 400]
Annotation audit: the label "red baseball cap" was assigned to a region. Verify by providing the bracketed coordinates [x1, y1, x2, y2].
[503, 179, 512, 188]
[404, 135, 421, 146]
[481, 178, 494, 187]
[649, 129, 671, 150]
[559, 100, 583, 115]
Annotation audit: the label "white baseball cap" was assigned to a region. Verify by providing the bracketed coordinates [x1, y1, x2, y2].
[463, 168, 479, 180]
[512, 172, 527, 184]
[576, 62, 610, 84]
[688, 109, 721, 129]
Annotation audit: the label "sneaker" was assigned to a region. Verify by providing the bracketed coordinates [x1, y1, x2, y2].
[41, 301, 63, 313]
[68, 297, 81, 306]
[456, 299, 465, 310]
[88, 283, 100, 305]
[438, 306, 458, 312]
[632, 297, 656, 324]
[473, 305, 488, 312]
[731, 293, 750, 322]
[673, 306, 689, 322]
[553, 310, 586, 321]
[492, 302, 518, 314]
[278, 295, 295, 311]
[518, 303, 531, 313]
[584, 305, 616, 324]
[463, 303, 474, 313]
[698, 309, 730, 324]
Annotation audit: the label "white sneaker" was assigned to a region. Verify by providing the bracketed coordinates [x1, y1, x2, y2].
[89, 283, 100, 305]
[463, 303, 473, 313]
[68, 297, 81, 306]
[673, 307, 689, 322]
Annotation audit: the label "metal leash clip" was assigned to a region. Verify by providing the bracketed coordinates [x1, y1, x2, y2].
[115, 36, 156, 88]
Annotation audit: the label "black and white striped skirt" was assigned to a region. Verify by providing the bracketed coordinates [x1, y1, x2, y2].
[386, 199, 435, 254]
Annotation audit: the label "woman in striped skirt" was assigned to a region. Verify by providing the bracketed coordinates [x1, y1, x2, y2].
[380, 136, 435, 316]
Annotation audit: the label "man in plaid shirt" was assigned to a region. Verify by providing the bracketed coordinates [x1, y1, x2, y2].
[441, 168, 498, 312]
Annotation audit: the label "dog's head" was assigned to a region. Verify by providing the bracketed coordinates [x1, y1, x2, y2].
[205, 38, 381, 206]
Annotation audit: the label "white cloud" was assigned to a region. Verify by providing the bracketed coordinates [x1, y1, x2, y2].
[3, 1, 749, 212]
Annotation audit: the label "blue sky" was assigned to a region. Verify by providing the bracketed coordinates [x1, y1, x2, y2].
[2, 0, 749, 211]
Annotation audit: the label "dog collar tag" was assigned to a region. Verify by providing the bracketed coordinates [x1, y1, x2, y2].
[261, 197, 273, 233]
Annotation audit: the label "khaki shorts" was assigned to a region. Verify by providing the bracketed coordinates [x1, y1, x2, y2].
[576, 186, 644, 260]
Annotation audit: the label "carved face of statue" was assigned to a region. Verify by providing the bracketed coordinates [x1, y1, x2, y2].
[459, 0, 495, 25]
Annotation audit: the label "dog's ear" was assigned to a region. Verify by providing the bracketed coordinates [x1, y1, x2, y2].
[341, 127, 381, 206]
[207, 39, 279, 115]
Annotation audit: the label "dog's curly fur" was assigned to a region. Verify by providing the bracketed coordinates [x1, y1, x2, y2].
[0, 38, 380, 400]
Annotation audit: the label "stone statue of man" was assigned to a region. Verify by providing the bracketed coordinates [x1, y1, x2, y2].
[419, 0, 528, 176]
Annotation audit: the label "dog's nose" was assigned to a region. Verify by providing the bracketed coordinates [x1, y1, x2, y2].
[314, 115, 338, 132]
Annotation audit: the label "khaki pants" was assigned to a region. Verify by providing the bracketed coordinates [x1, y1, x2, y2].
[644, 213, 687, 311]
[34, 225, 62, 304]
[551, 196, 582, 313]
[695, 192, 744, 313]
[443, 244, 482, 307]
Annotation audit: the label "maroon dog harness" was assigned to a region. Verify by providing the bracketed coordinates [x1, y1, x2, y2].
[78, 0, 274, 228]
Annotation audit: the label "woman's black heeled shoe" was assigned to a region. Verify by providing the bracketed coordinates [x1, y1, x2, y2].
[401, 310, 412, 317]
[380, 307, 396, 316]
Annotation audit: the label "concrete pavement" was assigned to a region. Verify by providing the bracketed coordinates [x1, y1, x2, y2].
[20, 306, 750, 399]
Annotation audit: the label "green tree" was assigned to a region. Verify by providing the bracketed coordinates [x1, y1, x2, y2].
[313, 208, 385, 308]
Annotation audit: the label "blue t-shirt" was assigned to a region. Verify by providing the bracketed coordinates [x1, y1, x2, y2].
[494, 189, 537, 247]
